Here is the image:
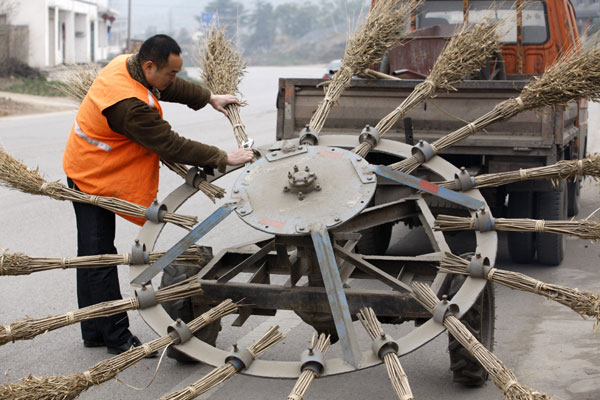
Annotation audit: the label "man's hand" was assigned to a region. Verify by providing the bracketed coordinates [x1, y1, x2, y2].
[226, 147, 254, 166]
[209, 94, 240, 115]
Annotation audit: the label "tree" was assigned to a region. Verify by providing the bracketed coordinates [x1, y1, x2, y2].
[244, 1, 276, 53]
[274, 3, 320, 39]
[197, 0, 245, 40]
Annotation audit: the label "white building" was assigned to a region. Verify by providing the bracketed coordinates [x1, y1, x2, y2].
[10, 0, 118, 68]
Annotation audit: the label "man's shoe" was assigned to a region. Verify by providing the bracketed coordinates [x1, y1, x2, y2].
[83, 339, 105, 348]
[107, 335, 157, 358]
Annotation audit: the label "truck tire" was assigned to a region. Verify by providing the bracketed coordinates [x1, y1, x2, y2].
[507, 192, 535, 264]
[535, 185, 566, 266]
[567, 178, 580, 217]
[447, 274, 495, 386]
[159, 246, 221, 363]
[356, 222, 393, 255]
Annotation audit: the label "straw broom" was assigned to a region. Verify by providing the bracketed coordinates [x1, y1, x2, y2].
[51, 63, 98, 103]
[438, 154, 600, 190]
[411, 282, 551, 400]
[309, 0, 421, 135]
[440, 252, 600, 331]
[353, 21, 500, 157]
[160, 325, 285, 400]
[434, 211, 600, 240]
[199, 26, 249, 148]
[0, 281, 204, 346]
[52, 62, 225, 202]
[0, 148, 197, 227]
[0, 300, 237, 400]
[0, 246, 208, 276]
[285, 333, 331, 400]
[357, 308, 414, 400]
[390, 42, 600, 173]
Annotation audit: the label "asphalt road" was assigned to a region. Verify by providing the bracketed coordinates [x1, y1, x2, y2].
[0, 68, 599, 400]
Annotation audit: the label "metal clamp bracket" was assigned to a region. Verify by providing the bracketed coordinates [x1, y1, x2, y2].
[135, 285, 158, 309]
[131, 240, 149, 265]
[371, 334, 399, 360]
[358, 125, 381, 148]
[144, 199, 167, 223]
[466, 254, 492, 279]
[167, 318, 193, 345]
[433, 300, 460, 324]
[185, 167, 207, 188]
[225, 347, 254, 371]
[454, 167, 475, 191]
[473, 209, 495, 232]
[411, 140, 437, 164]
[300, 349, 326, 375]
[299, 125, 319, 146]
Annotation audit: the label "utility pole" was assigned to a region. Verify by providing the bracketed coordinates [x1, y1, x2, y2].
[126, 0, 131, 52]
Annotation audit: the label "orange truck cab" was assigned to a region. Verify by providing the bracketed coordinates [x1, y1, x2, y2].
[375, 0, 581, 76]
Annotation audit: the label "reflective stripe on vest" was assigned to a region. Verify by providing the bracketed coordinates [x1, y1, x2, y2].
[73, 121, 112, 152]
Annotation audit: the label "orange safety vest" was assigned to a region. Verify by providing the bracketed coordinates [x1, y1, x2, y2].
[63, 54, 163, 226]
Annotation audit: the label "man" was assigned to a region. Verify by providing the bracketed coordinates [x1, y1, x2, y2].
[62, 34, 253, 355]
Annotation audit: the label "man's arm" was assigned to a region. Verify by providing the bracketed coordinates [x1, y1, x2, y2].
[103, 98, 229, 171]
[160, 77, 212, 110]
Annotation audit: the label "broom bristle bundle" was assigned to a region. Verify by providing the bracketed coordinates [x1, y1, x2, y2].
[434, 213, 600, 240]
[310, 0, 420, 134]
[0, 300, 238, 399]
[161, 325, 283, 400]
[0, 282, 209, 346]
[411, 282, 551, 400]
[439, 154, 600, 190]
[391, 39, 600, 173]
[51, 63, 98, 103]
[285, 333, 331, 400]
[358, 307, 414, 400]
[440, 252, 600, 331]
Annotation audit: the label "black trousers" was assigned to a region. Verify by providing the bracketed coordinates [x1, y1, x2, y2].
[67, 177, 131, 346]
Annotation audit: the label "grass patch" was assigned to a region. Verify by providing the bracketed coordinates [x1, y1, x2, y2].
[5, 78, 67, 97]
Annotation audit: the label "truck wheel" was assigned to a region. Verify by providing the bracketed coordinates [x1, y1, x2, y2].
[159, 246, 221, 362]
[447, 274, 495, 386]
[567, 178, 580, 217]
[356, 222, 393, 255]
[507, 192, 535, 264]
[535, 185, 566, 266]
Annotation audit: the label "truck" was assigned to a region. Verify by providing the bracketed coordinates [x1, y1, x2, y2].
[276, 0, 587, 266]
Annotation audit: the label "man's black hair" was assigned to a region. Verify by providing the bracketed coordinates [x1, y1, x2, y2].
[138, 34, 182, 70]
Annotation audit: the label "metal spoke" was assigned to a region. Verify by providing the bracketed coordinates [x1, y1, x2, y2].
[130, 203, 237, 285]
[311, 225, 363, 368]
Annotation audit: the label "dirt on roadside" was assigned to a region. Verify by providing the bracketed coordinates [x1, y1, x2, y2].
[0, 96, 58, 117]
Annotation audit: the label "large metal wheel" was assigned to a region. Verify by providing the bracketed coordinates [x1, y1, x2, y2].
[128, 135, 497, 378]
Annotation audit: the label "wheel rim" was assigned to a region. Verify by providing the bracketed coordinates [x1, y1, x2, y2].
[129, 136, 497, 378]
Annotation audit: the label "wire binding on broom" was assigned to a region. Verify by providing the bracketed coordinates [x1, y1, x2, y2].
[0, 148, 198, 227]
[390, 38, 600, 173]
[434, 211, 600, 240]
[0, 281, 205, 346]
[0, 300, 237, 400]
[309, 0, 421, 135]
[411, 282, 551, 400]
[440, 252, 600, 331]
[438, 154, 600, 190]
[285, 333, 331, 400]
[0, 246, 209, 276]
[198, 25, 249, 147]
[52, 60, 225, 201]
[353, 20, 500, 158]
[357, 307, 414, 400]
[160, 325, 285, 400]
